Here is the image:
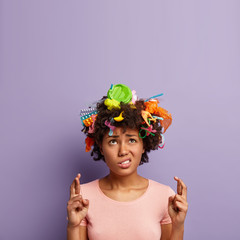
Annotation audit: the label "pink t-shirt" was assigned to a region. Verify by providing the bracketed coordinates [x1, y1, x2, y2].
[80, 179, 175, 240]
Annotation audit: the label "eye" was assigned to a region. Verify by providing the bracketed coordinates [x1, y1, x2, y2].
[129, 138, 137, 143]
[109, 139, 117, 145]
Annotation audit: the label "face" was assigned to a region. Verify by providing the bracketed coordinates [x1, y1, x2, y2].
[100, 127, 145, 177]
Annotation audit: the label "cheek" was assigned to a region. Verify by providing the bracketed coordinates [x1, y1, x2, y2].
[134, 146, 144, 158]
[101, 147, 113, 161]
[138, 142, 145, 154]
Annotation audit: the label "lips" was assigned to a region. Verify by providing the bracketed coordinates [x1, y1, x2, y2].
[118, 159, 131, 169]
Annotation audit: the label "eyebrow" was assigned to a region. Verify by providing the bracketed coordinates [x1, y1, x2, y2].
[106, 134, 138, 138]
[126, 134, 138, 137]
[106, 135, 119, 138]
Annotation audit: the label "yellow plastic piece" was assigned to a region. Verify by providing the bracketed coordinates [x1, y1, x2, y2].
[114, 111, 124, 122]
[104, 98, 121, 110]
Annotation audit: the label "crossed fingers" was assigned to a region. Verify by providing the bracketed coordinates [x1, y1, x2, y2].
[171, 176, 188, 213]
[67, 195, 88, 212]
[70, 173, 81, 199]
[174, 176, 187, 200]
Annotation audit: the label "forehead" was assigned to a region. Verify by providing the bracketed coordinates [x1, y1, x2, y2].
[103, 127, 139, 138]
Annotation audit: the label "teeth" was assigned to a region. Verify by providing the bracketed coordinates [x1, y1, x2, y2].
[121, 160, 130, 164]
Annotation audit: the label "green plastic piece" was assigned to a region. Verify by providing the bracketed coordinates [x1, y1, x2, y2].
[107, 84, 132, 104]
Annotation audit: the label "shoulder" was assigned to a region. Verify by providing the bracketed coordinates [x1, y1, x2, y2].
[80, 179, 99, 195]
[148, 179, 175, 197]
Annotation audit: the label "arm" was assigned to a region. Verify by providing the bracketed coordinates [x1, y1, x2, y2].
[79, 226, 88, 240]
[160, 223, 172, 240]
[67, 225, 88, 240]
[67, 174, 89, 240]
[161, 177, 188, 240]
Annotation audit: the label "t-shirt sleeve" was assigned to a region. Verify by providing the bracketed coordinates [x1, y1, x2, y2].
[160, 186, 175, 225]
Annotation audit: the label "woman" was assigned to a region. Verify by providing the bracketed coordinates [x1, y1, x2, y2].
[67, 84, 188, 240]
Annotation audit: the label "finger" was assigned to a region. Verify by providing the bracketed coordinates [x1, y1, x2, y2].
[169, 194, 178, 212]
[68, 200, 82, 208]
[75, 173, 81, 195]
[173, 200, 188, 212]
[174, 194, 187, 203]
[70, 173, 81, 199]
[68, 201, 84, 212]
[174, 176, 182, 195]
[175, 176, 187, 200]
[70, 179, 76, 199]
[68, 200, 83, 209]
[179, 178, 187, 200]
[67, 199, 89, 213]
[168, 195, 175, 206]
[82, 199, 89, 208]
[68, 195, 83, 205]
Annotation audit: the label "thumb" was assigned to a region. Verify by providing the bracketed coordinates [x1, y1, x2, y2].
[168, 195, 175, 205]
[83, 199, 90, 209]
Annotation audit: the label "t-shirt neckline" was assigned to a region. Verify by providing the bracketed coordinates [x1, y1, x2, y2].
[96, 179, 152, 205]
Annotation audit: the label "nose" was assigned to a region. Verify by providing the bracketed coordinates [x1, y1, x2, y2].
[118, 143, 129, 157]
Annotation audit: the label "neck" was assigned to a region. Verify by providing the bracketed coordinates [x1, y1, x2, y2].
[104, 171, 144, 189]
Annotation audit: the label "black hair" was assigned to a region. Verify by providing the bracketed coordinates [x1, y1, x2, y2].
[83, 97, 163, 165]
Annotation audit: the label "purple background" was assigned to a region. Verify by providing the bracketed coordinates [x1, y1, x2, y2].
[0, 1, 239, 239]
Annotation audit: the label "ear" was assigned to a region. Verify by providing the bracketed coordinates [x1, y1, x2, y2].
[142, 148, 145, 154]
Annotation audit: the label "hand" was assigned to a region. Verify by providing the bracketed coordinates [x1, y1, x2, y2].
[67, 173, 89, 228]
[168, 176, 188, 230]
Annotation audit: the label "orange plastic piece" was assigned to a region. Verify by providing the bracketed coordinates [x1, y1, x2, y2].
[83, 117, 94, 127]
[141, 110, 156, 126]
[85, 136, 95, 152]
[158, 107, 172, 133]
[144, 100, 172, 133]
[144, 100, 159, 114]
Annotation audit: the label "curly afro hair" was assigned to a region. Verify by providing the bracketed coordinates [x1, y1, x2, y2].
[83, 97, 163, 165]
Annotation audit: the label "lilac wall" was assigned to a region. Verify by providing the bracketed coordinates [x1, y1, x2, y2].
[0, 1, 239, 239]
